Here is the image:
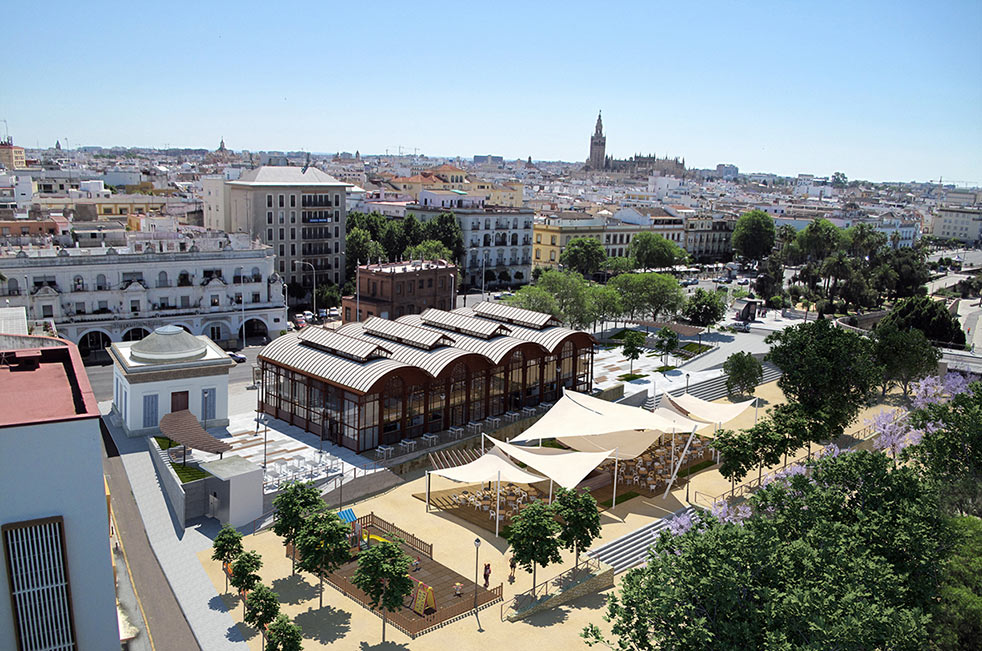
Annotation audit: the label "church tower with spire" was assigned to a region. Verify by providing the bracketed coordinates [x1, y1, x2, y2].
[588, 111, 606, 170]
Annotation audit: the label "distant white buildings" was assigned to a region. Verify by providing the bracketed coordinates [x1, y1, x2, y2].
[933, 205, 982, 245]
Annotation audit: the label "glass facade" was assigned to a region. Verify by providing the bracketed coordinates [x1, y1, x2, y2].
[258, 337, 594, 453]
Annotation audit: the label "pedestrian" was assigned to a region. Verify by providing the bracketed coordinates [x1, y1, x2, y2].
[508, 555, 517, 583]
[413, 556, 421, 572]
[454, 582, 463, 597]
[483, 562, 491, 588]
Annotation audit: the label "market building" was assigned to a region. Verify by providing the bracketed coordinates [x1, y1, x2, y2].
[257, 302, 595, 452]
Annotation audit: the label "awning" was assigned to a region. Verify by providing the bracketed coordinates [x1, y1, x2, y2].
[493, 439, 612, 489]
[159, 410, 232, 454]
[662, 393, 755, 426]
[337, 509, 356, 524]
[429, 447, 547, 485]
[510, 390, 709, 446]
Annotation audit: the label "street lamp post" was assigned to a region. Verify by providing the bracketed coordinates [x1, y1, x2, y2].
[685, 373, 690, 393]
[473, 538, 481, 611]
[293, 260, 317, 318]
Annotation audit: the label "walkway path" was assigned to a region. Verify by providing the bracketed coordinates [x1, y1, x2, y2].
[101, 401, 249, 651]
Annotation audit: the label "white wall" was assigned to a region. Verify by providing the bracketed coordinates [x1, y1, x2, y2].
[0, 418, 118, 650]
[119, 371, 230, 434]
[227, 468, 263, 527]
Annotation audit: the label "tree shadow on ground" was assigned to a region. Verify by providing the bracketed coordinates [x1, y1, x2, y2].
[358, 641, 409, 651]
[294, 605, 352, 644]
[271, 573, 319, 605]
[209, 593, 234, 612]
[226, 621, 254, 642]
[564, 590, 609, 612]
[522, 603, 570, 627]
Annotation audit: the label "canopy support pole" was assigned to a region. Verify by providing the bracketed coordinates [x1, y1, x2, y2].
[481, 432, 486, 454]
[663, 429, 696, 500]
[671, 430, 676, 475]
[548, 479, 553, 504]
[495, 470, 501, 537]
[612, 448, 619, 508]
[425, 471, 430, 512]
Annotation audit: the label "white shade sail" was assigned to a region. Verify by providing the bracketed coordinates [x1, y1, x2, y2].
[494, 439, 613, 489]
[510, 389, 709, 446]
[662, 393, 756, 425]
[429, 447, 547, 485]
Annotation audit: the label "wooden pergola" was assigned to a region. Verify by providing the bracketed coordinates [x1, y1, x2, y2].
[159, 410, 232, 464]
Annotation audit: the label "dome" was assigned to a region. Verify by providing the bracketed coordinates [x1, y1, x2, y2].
[130, 325, 208, 363]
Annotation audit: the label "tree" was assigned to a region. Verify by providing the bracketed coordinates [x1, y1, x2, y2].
[344, 227, 384, 281]
[629, 232, 685, 269]
[723, 351, 762, 397]
[272, 481, 323, 574]
[403, 239, 452, 262]
[507, 285, 559, 317]
[587, 285, 623, 330]
[831, 171, 848, 188]
[682, 288, 726, 327]
[560, 237, 607, 276]
[584, 450, 951, 650]
[422, 212, 464, 263]
[654, 327, 678, 365]
[379, 220, 407, 263]
[293, 510, 351, 608]
[552, 488, 602, 569]
[265, 613, 304, 651]
[754, 256, 784, 299]
[507, 500, 562, 588]
[244, 583, 280, 647]
[879, 295, 966, 347]
[350, 539, 413, 643]
[536, 270, 590, 328]
[605, 255, 636, 276]
[873, 324, 941, 397]
[765, 318, 881, 442]
[401, 213, 424, 248]
[212, 523, 244, 593]
[314, 283, 341, 309]
[346, 211, 386, 240]
[611, 272, 685, 322]
[621, 330, 645, 374]
[731, 210, 776, 262]
[229, 550, 263, 616]
[932, 515, 982, 649]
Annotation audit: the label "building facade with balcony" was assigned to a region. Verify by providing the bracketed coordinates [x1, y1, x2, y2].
[203, 166, 352, 290]
[0, 231, 286, 359]
[409, 193, 533, 287]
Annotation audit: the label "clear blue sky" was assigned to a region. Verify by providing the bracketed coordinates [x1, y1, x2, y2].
[5, 1, 980, 183]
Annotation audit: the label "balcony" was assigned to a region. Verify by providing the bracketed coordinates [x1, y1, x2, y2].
[156, 281, 171, 288]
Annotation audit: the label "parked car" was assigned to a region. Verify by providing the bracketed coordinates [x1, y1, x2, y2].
[737, 278, 750, 285]
[683, 278, 699, 286]
[318, 308, 328, 319]
[328, 307, 340, 318]
[228, 351, 247, 363]
[302, 310, 315, 321]
[733, 322, 751, 333]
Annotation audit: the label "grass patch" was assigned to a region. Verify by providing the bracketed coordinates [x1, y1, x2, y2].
[617, 372, 648, 381]
[681, 342, 712, 354]
[610, 329, 631, 340]
[155, 436, 178, 450]
[600, 491, 640, 508]
[654, 365, 677, 373]
[678, 458, 715, 478]
[540, 438, 567, 450]
[170, 463, 210, 483]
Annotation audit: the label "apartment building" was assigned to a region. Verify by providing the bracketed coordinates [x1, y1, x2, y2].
[0, 230, 286, 359]
[0, 334, 119, 650]
[0, 137, 27, 170]
[532, 215, 605, 268]
[408, 192, 533, 287]
[933, 205, 982, 245]
[684, 214, 735, 262]
[341, 259, 458, 322]
[204, 166, 351, 288]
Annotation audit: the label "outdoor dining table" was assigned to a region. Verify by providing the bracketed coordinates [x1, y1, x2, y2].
[504, 411, 520, 423]
[466, 421, 482, 435]
[522, 406, 537, 417]
[449, 426, 464, 440]
[421, 433, 439, 447]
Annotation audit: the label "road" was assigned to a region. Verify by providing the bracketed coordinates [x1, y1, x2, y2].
[102, 431, 200, 651]
[84, 345, 264, 402]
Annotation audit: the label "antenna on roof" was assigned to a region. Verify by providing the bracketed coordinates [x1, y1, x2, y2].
[301, 152, 310, 174]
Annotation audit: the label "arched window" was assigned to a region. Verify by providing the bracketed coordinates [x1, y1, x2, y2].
[96, 273, 107, 290]
[382, 376, 404, 436]
[509, 350, 524, 409]
[560, 342, 575, 388]
[449, 363, 468, 426]
[251, 267, 261, 282]
[178, 270, 191, 287]
[157, 270, 168, 288]
[73, 275, 84, 291]
[7, 277, 19, 295]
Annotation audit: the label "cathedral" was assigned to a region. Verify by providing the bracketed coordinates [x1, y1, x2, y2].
[585, 112, 686, 177]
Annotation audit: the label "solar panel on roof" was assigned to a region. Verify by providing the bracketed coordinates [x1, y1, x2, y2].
[298, 327, 391, 362]
[362, 316, 455, 350]
[420, 309, 511, 339]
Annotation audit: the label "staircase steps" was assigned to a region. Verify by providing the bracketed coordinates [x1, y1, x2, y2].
[585, 506, 696, 573]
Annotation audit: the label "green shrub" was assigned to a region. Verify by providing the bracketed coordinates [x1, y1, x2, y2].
[767, 295, 785, 309]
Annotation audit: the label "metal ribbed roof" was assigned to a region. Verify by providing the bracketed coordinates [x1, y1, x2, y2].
[454, 306, 588, 354]
[260, 332, 407, 393]
[398, 314, 541, 364]
[337, 323, 476, 378]
[298, 327, 391, 362]
[470, 301, 561, 329]
[362, 316, 455, 350]
[420, 309, 511, 339]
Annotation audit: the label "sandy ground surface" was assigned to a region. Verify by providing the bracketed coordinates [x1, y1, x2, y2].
[196, 379, 904, 650]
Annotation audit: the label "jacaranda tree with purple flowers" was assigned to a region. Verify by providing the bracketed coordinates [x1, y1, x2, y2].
[584, 450, 953, 651]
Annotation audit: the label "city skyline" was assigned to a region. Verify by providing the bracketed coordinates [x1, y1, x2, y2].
[4, 0, 981, 184]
